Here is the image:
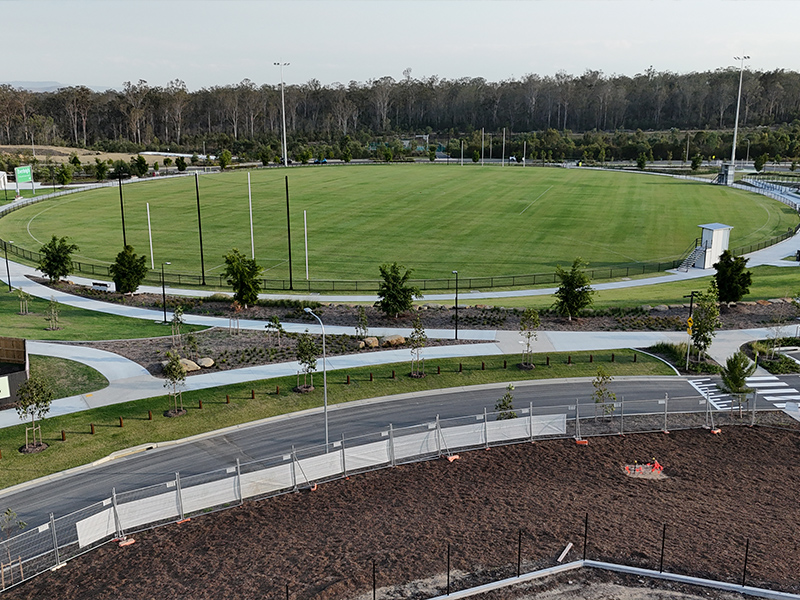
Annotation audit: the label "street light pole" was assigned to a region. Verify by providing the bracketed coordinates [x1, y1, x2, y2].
[304, 308, 328, 448]
[161, 262, 171, 324]
[452, 270, 459, 341]
[4, 240, 13, 292]
[731, 55, 750, 166]
[274, 62, 290, 167]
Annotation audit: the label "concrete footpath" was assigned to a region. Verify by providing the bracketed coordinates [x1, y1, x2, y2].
[2, 227, 800, 429]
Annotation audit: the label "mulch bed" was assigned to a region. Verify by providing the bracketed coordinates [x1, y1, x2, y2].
[6, 424, 800, 600]
[40, 277, 800, 333]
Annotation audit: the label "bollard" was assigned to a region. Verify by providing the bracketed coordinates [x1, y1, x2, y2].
[0, 449, 2, 460]
[503, 360, 507, 369]
[148, 410, 152, 420]
[275, 386, 279, 395]
[90, 423, 95, 435]
[611, 353, 615, 362]
[589, 355, 593, 363]
[437, 365, 441, 375]
[391, 370, 395, 379]
[568, 355, 572, 365]
[62, 430, 66, 442]
[199, 400, 203, 409]
[369, 372, 373, 381]
[633, 353, 637, 363]
[251, 389, 255, 399]
[459, 363, 463, 373]
[226, 394, 230, 403]
[546, 356, 550, 366]
[347, 375, 350, 385]
[481, 362, 485, 370]
[119, 416, 124, 428]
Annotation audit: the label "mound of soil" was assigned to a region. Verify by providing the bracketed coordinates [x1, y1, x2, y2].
[6, 425, 800, 600]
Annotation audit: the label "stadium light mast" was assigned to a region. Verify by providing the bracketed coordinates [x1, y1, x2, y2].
[731, 55, 749, 167]
[275, 62, 290, 167]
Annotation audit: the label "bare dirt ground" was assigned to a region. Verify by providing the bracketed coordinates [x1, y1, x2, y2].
[0, 144, 143, 165]
[5, 424, 800, 600]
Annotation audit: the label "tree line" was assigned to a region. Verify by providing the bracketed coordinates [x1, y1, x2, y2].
[2, 66, 800, 167]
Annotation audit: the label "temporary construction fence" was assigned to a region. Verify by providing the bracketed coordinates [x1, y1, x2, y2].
[0, 391, 778, 594]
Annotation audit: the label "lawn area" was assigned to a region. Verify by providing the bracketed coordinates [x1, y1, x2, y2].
[28, 355, 108, 398]
[0, 349, 671, 489]
[468, 265, 800, 309]
[0, 289, 207, 340]
[0, 165, 795, 281]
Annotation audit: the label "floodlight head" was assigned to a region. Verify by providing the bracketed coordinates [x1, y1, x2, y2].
[304, 307, 312, 314]
[164, 262, 171, 266]
[452, 270, 458, 275]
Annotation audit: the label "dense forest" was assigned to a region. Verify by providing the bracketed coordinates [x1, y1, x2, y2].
[2, 66, 800, 168]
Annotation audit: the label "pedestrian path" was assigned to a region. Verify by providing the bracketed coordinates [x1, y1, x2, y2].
[2, 223, 800, 429]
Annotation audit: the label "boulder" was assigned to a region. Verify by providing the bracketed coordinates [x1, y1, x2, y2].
[381, 334, 405, 347]
[641, 305, 652, 312]
[197, 357, 215, 368]
[180, 358, 201, 372]
[364, 337, 380, 348]
[653, 304, 669, 312]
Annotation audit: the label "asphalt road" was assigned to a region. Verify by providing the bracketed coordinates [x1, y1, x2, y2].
[0, 376, 715, 528]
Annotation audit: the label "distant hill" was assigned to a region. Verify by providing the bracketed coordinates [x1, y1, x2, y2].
[1, 81, 112, 92]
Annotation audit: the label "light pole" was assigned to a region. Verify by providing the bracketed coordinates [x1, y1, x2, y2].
[304, 307, 328, 448]
[731, 55, 750, 167]
[4, 240, 13, 292]
[452, 270, 459, 340]
[274, 62, 290, 167]
[161, 261, 171, 324]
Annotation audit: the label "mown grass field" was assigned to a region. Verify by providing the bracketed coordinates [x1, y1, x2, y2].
[0, 165, 795, 281]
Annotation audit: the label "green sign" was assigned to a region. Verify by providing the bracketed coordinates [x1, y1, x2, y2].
[15, 166, 32, 183]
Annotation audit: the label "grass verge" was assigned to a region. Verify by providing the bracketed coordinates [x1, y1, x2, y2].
[0, 349, 671, 489]
[29, 355, 109, 399]
[0, 289, 207, 340]
[471, 265, 800, 309]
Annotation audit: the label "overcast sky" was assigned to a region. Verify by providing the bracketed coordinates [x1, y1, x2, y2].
[6, 0, 800, 90]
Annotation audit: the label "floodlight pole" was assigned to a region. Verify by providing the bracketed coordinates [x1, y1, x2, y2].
[452, 270, 459, 340]
[195, 173, 206, 285]
[285, 175, 293, 290]
[161, 261, 171, 324]
[481, 128, 484, 166]
[118, 173, 127, 247]
[304, 308, 328, 449]
[275, 61, 290, 167]
[731, 55, 750, 166]
[4, 240, 13, 292]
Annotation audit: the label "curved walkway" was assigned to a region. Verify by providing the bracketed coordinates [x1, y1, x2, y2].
[2, 226, 800, 429]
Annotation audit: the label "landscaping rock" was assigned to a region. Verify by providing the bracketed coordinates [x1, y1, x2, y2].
[381, 334, 405, 347]
[180, 358, 201, 372]
[197, 357, 215, 368]
[364, 337, 379, 348]
[653, 304, 669, 311]
[641, 304, 652, 311]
